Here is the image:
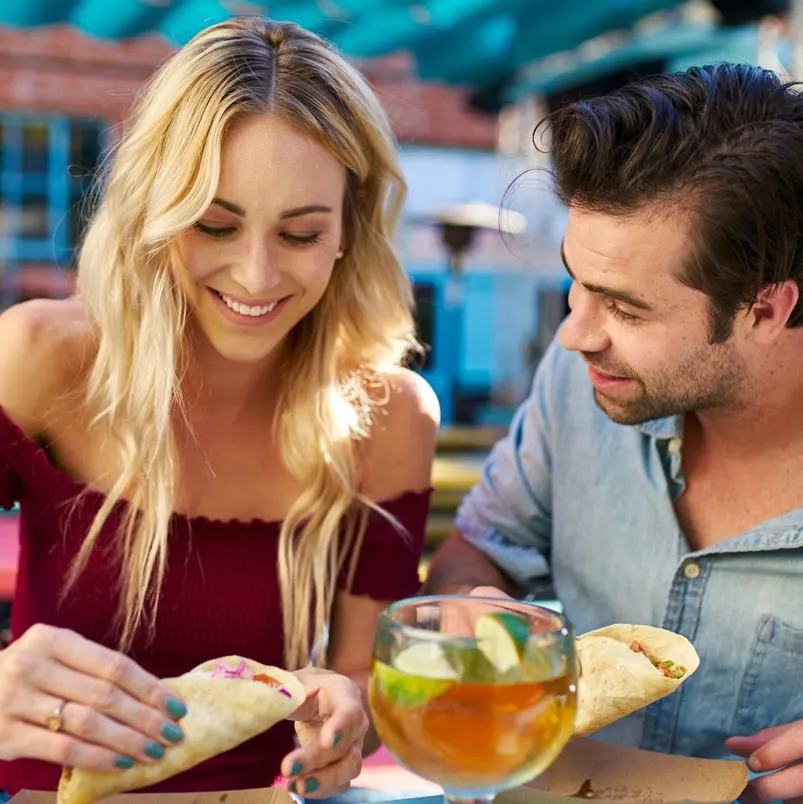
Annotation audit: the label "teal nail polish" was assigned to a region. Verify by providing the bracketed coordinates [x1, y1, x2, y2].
[288, 782, 297, 794]
[290, 761, 303, 777]
[161, 722, 184, 743]
[145, 741, 165, 760]
[115, 755, 135, 770]
[305, 779, 320, 794]
[333, 732, 342, 748]
[165, 697, 187, 720]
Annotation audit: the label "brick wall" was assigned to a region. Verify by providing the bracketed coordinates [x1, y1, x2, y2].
[359, 53, 500, 150]
[0, 24, 498, 149]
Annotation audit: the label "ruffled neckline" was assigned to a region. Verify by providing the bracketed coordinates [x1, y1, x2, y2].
[0, 404, 432, 530]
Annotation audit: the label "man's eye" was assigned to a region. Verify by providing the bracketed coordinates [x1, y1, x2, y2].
[605, 299, 639, 324]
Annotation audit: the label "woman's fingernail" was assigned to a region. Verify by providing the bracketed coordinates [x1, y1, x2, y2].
[165, 697, 187, 720]
[290, 761, 303, 777]
[288, 782, 297, 794]
[145, 741, 165, 760]
[333, 732, 342, 747]
[748, 755, 763, 773]
[305, 779, 320, 794]
[115, 755, 135, 770]
[161, 722, 184, 743]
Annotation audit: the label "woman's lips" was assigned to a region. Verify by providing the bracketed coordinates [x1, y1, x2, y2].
[208, 288, 290, 327]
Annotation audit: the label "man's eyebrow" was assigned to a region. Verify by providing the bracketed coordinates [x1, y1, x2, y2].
[560, 240, 653, 312]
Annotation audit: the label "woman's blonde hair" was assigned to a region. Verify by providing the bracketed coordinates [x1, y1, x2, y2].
[72, 17, 416, 668]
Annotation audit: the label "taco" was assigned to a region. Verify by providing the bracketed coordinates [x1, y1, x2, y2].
[57, 656, 305, 804]
[574, 624, 699, 737]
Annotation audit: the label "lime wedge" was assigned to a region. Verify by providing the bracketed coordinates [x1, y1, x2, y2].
[395, 642, 459, 679]
[374, 643, 457, 706]
[475, 611, 530, 673]
[374, 664, 453, 706]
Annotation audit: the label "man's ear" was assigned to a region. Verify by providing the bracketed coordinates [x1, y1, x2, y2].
[744, 280, 799, 343]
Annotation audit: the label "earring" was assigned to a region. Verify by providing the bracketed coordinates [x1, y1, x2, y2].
[335, 250, 344, 259]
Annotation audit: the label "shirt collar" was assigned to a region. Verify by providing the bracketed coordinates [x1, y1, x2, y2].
[635, 415, 683, 441]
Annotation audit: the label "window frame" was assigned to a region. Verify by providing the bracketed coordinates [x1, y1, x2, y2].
[0, 113, 107, 306]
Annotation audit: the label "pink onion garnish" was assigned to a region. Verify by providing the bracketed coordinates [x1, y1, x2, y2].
[211, 659, 254, 680]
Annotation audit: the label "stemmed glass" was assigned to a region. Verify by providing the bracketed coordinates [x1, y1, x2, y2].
[369, 595, 577, 804]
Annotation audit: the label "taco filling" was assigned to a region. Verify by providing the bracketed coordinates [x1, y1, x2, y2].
[207, 659, 293, 697]
[630, 640, 687, 679]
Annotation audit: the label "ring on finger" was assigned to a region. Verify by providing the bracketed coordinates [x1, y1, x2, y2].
[45, 700, 69, 733]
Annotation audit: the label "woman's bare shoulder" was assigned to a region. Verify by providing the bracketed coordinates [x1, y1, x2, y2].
[359, 367, 440, 501]
[0, 297, 95, 438]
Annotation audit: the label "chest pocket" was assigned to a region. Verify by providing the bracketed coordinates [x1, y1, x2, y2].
[732, 615, 803, 735]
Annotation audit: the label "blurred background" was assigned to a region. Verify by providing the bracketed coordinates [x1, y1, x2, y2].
[0, 0, 798, 595]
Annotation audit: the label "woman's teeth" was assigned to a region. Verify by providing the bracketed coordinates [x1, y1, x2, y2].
[217, 292, 278, 317]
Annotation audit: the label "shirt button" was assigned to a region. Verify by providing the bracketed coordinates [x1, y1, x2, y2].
[668, 438, 682, 454]
[683, 562, 701, 579]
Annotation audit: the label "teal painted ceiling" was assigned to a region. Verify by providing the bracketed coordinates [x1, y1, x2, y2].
[1, 1, 765, 101]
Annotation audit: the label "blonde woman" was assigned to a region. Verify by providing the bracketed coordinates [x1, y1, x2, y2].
[0, 17, 438, 800]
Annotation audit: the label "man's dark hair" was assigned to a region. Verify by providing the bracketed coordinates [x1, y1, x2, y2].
[538, 63, 803, 342]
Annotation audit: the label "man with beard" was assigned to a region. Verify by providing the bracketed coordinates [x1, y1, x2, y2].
[425, 63, 803, 803]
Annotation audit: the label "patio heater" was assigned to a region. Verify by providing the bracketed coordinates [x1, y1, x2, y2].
[428, 201, 526, 424]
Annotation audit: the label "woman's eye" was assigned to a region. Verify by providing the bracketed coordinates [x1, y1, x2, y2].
[281, 233, 321, 246]
[193, 221, 235, 239]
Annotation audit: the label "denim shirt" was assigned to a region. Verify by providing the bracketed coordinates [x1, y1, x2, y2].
[455, 336, 803, 759]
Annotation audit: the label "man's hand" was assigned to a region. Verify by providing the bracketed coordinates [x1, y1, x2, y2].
[727, 721, 803, 803]
[470, 585, 513, 600]
[438, 586, 515, 637]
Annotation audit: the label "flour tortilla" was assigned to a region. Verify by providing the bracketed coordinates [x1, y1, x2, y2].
[574, 625, 700, 737]
[57, 656, 306, 804]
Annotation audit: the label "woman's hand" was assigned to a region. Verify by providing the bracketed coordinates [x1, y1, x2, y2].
[0, 624, 187, 772]
[281, 667, 368, 799]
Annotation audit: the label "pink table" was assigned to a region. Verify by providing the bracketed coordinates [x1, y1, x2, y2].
[0, 515, 18, 599]
[356, 747, 441, 793]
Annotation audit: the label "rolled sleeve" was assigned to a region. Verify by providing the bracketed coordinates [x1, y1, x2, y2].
[455, 340, 561, 590]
